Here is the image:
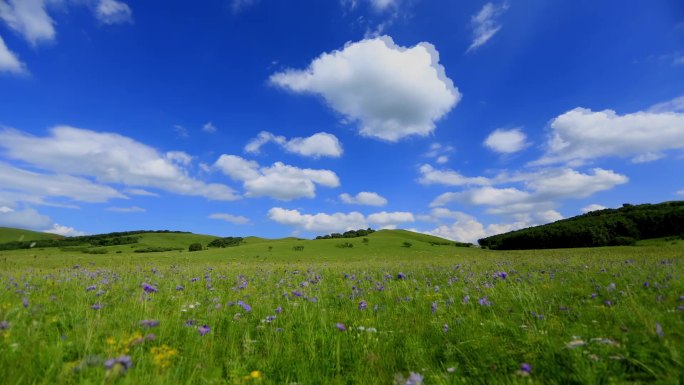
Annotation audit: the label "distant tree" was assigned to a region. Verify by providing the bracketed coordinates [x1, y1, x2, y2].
[402, 242, 413, 248]
[188, 243, 203, 252]
[292, 245, 304, 252]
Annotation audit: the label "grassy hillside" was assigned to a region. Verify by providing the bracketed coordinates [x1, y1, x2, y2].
[0, 227, 62, 243]
[479, 201, 684, 250]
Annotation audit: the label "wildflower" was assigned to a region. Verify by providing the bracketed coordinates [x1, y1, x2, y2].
[397, 272, 407, 279]
[145, 333, 156, 341]
[565, 339, 586, 349]
[265, 315, 276, 323]
[185, 319, 195, 327]
[443, 324, 449, 333]
[151, 345, 178, 368]
[431, 302, 437, 314]
[604, 300, 612, 307]
[406, 372, 423, 385]
[104, 355, 132, 372]
[275, 307, 283, 314]
[496, 271, 508, 279]
[335, 323, 346, 331]
[95, 290, 105, 296]
[607, 283, 616, 292]
[358, 300, 368, 311]
[140, 320, 159, 328]
[478, 297, 491, 306]
[141, 282, 157, 293]
[309, 297, 318, 303]
[91, 303, 103, 310]
[590, 293, 598, 299]
[655, 322, 664, 337]
[237, 300, 252, 312]
[22, 297, 29, 308]
[86, 285, 97, 292]
[462, 295, 470, 304]
[190, 277, 200, 282]
[520, 363, 532, 373]
[292, 291, 303, 297]
[250, 370, 262, 379]
[176, 285, 184, 291]
[198, 325, 210, 336]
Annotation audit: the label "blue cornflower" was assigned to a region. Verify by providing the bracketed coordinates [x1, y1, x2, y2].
[198, 324, 210, 336]
[141, 282, 157, 293]
[86, 285, 97, 292]
[358, 300, 368, 310]
[335, 323, 346, 331]
[478, 297, 491, 306]
[406, 372, 423, 385]
[431, 302, 438, 314]
[520, 363, 532, 373]
[140, 319, 159, 328]
[237, 300, 252, 312]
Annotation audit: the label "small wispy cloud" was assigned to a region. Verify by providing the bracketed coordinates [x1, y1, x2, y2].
[208, 213, 250, 224]
[106, 206, 146, 213]
[467, 2, 509, 53]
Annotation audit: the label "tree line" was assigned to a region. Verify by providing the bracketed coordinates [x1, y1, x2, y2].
[478, 201, 684, 250]
[0, 230, 189, 251]
[315, 228, 376, 240]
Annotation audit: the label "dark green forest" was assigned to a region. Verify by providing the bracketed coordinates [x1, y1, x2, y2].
[315, 228, 376, 240]
[478, 201, 684, 250]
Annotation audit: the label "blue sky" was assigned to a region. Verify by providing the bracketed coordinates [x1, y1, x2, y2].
[0, 0, 683, 242]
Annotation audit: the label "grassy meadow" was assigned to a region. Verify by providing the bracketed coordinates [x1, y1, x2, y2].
[1, 230, 683, 384]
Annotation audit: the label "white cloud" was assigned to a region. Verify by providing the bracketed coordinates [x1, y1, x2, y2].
[124, 188, 159, 197]
[340, 191, 387, 206]
[418, 164, 490, 186]
[367, 211, 414, 228]
[95, 0, 133, 25]
[0, 0, 55, 44]
[581, 204, 607, 213]
[484, 128, 528, 154]
[0, 207, 51, 229]
[424, 142, 453, 164]
[106, 206, 146, 213]
[527, 168, 628, 200]
[208, 213, 250, 224]
[648, 95, 684, 113]
[0, 161, 126, 203]
[270, 36, 460, 141]
[45, 223, 86, 236]
[165, 151, 193, 166]
[214, 155, 340, 200]
[268, 207, 367, 233]
[173, 125, 189, 138]
[245, 131, 343, 158]
[268, 207, 413, 233]
[0, 126, 239, 201]
[677, 189, 684, 196]
[202, 122, 217, 133]
[0, 206, 13, 213]
[369, 0, 397, 11]
[0, 34, 26, 74]
[534, 105, 684, 165]
[467, 2, 508, 53]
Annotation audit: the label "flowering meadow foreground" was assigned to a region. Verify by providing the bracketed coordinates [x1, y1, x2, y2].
[1, 242, 683, 384]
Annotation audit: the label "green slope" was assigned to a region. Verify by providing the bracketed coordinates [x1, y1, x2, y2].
[0, 227, 62, 243]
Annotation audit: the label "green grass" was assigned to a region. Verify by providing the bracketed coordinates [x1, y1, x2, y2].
[0, 227, 62, 243]
[0, 230, 683, 384]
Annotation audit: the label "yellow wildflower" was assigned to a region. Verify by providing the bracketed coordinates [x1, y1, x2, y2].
[151, 345, 178, 368]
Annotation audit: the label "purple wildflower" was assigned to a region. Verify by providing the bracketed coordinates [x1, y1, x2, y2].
[358, 300, 368, 311]
[406, 372, 423, 385]
[190, 277, 200, 282]
[431, 302, 438, 314]
[497, 271, 508, 279]
[478, 297, 491, 306]
[397, 272, 407, 280]
[604, 300, 612, 307]
[309, 297, 318, 303]
[95, 290, 105, 296]
[90, 303, 103, 310]
[145, 333, 156, 341]
[520, 363, 532, 373]
[86, 285, 97, 292]
[292, 291, 303, 297]
[590, 293, 598, 299]
[22, 297, 29, 308]
[176, 285, 184, 291]
[265, 315, 276, 322]
[198, 324, 210, 336]
[237, 300, 252, 312]
[443, 324, 449, 333]
[462, 295, 470, 304]
[141, 282, 157, 293]
[335, 323, 346, 331]
[185, 319, 195, 327]
[655, 322, 664, 337]
[104, 355, 132, 371]
[275, 307, 283, 314]
[140, 319, 159, 328]
[677, 305, 684, 311]
[0, 320, 8, 330]
[643, 282, 650, 288]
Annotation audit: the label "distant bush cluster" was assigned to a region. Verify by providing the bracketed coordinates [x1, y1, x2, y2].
[136, 247, 184, 253]
[315, 228, 375, 240]
[478, 201, 684, 250]
[207, 237, 244, 248]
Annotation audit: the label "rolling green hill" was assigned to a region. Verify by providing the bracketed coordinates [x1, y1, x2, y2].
[478, 201, 684, 250]
[0, 227, 62, 243]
